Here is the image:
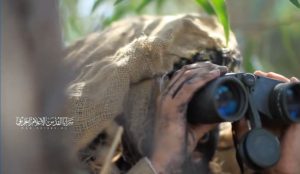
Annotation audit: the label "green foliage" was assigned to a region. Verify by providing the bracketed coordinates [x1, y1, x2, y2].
[195, 0, 215, 15]
[195, 0, 230, 47]
[290, 0, 300, 8]
[156, 0, 165, 13]
[60, 0, 300, 77]
[114, 0, 125, 5]
[243, 40, 256, 73]
[103, 4, 129, 26]
[210, 0, 230, 47]
[91, 0, 104, 13]
[91, 0, 231, 44]
[91, 0, 155, 26]
[136, 0, 153, 13]
[60, 0, 84, 44]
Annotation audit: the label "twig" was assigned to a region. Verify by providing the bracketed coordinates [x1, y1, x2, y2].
[100, 126, 124, 174]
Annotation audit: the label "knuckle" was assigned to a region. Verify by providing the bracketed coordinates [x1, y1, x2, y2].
[203, 62, 218, 70]
[188, 63, 200, 68]
[203, 61, 213, 66]
[203, 61, 214, 67]
[268, 72, 276, 76]
[183, 70, 194, 77]
[291, 77, 299, 82]
[174, 69, 182, 75]
[182, 65, 189, 70]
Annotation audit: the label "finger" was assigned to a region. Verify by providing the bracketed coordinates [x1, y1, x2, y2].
[166, 62, 223, 92]
[173, 69, 220, 101]
[254, 70, 268, 77]
[164, 63, 215, 95]
[167, 69, 200, 97]
[255, 71, 290, 83]
[172, 62, 217, 83]
[166, 63, 227, 95]
[266, 72, 290, 82]
[232, 118, 249, 140]
[167, 64, 217, 97]
[290, 77, 300, 83]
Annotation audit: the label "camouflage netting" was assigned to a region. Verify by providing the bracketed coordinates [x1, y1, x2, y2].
[64, 14, 242, 173]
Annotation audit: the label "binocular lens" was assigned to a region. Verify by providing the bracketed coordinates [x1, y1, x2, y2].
[271, 83, 300, 123]
[187, 76, 247, 123]
[215, 84, 239, 119]
[286, 88, 300, 121]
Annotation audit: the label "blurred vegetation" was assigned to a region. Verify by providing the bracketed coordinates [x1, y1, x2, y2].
[60, 0, 300, 77]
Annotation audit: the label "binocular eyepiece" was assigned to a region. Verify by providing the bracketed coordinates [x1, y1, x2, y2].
[187, 73, 300, 124]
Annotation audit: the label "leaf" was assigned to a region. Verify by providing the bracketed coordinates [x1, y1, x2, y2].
[290, 0, 300, 8]
[103, 7, 127, 26]
[280, 27, 299, 70]
[243, 40, 255, 72]
[195, 0, 230, 46]
[69, 17, 81, 35]
[114, 0, 125, 5]
[136, 0, 153, 13]
[156, 0, 165, 13]
[195, 0, 215, 15]
[210, 0, 231, 46]
[91, 0, 105, 13]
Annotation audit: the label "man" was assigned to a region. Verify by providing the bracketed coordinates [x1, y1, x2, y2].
[151, 67, 300, 174]
[64, 14, 300, 174]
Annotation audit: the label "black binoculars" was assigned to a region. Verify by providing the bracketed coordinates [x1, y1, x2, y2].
[187, 73, 300, 171]
[187, 73, 300, 124]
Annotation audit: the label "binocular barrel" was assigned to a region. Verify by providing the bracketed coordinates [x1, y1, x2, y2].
[269, 82, 300, 123]
[187, 73, 300, 124]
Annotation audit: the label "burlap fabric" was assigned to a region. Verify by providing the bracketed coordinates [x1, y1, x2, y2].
[64, 14, 241, 173]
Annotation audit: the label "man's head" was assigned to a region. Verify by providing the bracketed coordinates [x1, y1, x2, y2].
[66, 13, 242, 173]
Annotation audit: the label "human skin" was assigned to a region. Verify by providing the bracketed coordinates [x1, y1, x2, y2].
[150, 65, 300, 174]
[150, 62, 227, 173]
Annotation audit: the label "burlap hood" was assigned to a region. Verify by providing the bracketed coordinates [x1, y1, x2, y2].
[64, 14, 241, 157]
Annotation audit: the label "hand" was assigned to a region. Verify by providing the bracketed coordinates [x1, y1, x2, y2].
[150, 62, 228, 173]
[254, 71, 300, 174]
